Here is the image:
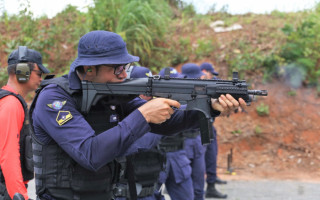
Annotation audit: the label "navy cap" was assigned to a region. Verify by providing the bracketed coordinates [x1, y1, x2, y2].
[8, 48, 50, 73]
[130, 66, 152, 78]
[200, 62, 219, 76]
[159, 67, 185, 78]
[181, 63, 204, 78]
[68, 30, 140, 89]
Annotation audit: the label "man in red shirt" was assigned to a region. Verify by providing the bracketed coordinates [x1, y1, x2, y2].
[0, 46, 49, 200]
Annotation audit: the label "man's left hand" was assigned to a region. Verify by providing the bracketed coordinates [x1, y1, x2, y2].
[211, 94, 247, 116]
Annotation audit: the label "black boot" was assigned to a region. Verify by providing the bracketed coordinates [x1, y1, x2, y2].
[215, 177, 227, 184]
[205, 183, 227, 199]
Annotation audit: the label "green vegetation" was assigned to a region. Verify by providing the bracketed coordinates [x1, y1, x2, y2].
[88, 0, 172, 67]
[254, 125, 262, 135]
[231, 129, 242, 135]
[287, 90, 297, 96]
[0, 0, 319, 90]
[0, 68, 8, 86]
[256, 103, 270, 116]
[195, 39, 216, 59]
[278, 5, 320, 86]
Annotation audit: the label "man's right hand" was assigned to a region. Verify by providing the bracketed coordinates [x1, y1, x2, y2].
[138, 98, 180, 124]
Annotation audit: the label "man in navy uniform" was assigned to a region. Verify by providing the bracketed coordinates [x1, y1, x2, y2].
[114, 66, 165, 200]
[30, 31, 245, 200]
[200, 62, 227, 199]
[200, 62, 219, 79]
[181, 63, 208, 200]
[157, 67, 194, 200]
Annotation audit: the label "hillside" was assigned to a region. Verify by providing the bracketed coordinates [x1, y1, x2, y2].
[179, 13, 320, 181]
[215, 81, 320, 182]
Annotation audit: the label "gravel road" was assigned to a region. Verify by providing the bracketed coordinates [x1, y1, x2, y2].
[28, 179, 320, 200]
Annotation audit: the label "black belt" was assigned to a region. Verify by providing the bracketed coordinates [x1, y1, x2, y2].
[183, 130, 200, 138]
[158, 144, 183, 152]
[113, 184, 156, 198]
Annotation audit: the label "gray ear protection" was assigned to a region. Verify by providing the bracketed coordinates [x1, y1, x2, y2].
[16, 46, 30, 83]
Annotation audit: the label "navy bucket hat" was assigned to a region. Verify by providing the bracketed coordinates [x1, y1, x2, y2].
[69, 30, 140, 89]
[130, 66, 152, 78]
[159, 67, 185, 78]
[181, 63, 204, 79]
[200, 62, 219, 76]
[8, 48, 50, 73]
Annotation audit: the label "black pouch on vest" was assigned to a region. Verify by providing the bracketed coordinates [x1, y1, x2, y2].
[70, 164, 113, 192]
[132, 151, 165, 186]
[24, 134, 34, 172]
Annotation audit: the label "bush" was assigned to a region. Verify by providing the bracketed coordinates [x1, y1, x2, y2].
[0, 68, 8, 87]
[279, 4, 320, 86]
[226, 49, 265, 78]
[195, 39, 216, 59]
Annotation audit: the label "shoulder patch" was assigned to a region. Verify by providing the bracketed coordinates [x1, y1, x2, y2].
[47, 100, 66, 110]
[56, 111, 73, 126]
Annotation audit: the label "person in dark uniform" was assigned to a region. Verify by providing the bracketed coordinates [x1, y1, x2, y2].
[181, 63, 207, 200]
[0, 47, 49, 200]
[30, 30, 246, 200]
[157, 67, 194, 200]
[113, 66, 165, 200]
[200, 62, 227, 199]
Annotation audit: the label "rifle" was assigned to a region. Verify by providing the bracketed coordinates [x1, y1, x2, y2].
[81, 72, 267, 144]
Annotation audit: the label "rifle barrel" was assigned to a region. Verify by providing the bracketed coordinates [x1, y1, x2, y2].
[248, 90, 268, 96]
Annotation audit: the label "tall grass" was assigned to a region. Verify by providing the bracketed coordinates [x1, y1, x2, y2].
[88, 0, 172, 68]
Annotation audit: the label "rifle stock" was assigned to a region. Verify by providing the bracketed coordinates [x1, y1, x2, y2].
[13, 193, 25, 200]
[81, 72, 267, 144]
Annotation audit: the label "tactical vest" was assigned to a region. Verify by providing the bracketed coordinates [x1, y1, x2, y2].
[0, 89, 34, 200]
[29, 76, 121, 200]
[113, 150, 165, 198]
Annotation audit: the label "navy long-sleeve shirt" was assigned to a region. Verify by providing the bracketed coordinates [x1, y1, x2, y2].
[32, 83, 218, 172]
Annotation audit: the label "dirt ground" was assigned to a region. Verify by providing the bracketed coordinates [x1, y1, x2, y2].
[214, 81, 320, 182]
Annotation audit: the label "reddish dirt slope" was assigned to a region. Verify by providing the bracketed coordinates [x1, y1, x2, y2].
[215, 81, 320, 181]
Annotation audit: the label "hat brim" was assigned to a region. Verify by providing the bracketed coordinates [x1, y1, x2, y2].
[70, 53, 140, 70]
[68, 53, 140, 90]
[38, 63, 50, 73]
[175, 74, 186, 78]
[211, 71, 219, 76]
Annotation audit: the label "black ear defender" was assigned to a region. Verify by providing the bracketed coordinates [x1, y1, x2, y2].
[16, 46, 30, 83]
